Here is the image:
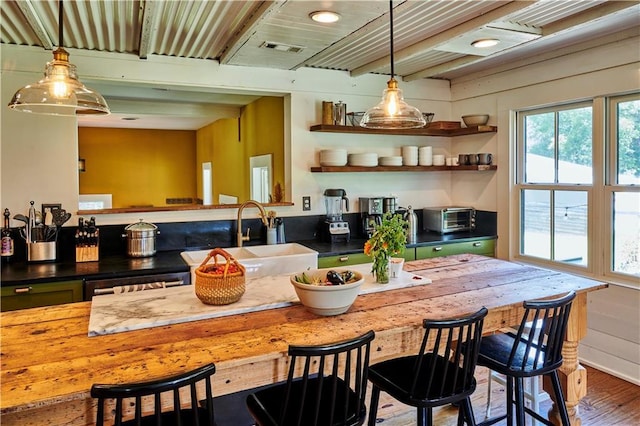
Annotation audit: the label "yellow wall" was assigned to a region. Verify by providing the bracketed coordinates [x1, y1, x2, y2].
[243, 97, 285, 201]
[196, 96, 284, 203]
[78, 128, 196, 208]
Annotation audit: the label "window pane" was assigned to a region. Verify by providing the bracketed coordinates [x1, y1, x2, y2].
[558, 107, 592, 184]
[613, 192, 640, 276]
[553, 191, 588, 265]
[521, 189, 551, 259]
[616, 99, 640, 184]
[524, 113, 555, 183]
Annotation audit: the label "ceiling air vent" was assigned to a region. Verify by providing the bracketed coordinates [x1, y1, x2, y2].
[260, 41, 305, 53]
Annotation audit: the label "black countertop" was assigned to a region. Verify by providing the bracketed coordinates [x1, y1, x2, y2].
[1, 230, 496, 286]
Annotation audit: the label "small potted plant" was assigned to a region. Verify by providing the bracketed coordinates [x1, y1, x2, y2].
[364, 212, 408, 283]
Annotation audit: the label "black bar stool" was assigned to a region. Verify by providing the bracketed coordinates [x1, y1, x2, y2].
[91, 363, 216, 426]
[246, 330, 375, 426]
[367, 307, 488, 426]
[477, 291, 576, 426]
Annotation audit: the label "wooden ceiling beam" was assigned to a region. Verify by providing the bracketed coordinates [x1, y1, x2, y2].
[350, 0, 536, 78]
[15, 0, 53, 50]
[138, 0, 157, 59]
[219, 1, 287, 65]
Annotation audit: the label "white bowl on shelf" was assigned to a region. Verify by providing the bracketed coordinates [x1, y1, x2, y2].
[348, 153, 378, 167]
[379, 156, 403, 166]
[320, 149, 347, 166]
[290, 269, 364, 316]
[461, 114, 489, 127]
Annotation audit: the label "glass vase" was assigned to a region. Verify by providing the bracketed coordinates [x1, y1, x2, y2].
[374, 255, 390, 284]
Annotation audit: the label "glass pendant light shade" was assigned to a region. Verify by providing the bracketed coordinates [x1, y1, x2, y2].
[7, 0, 110, 116]
[360, 78, 426, 129]
[360, 1, 425, 129]
[8, 48, 110, 116]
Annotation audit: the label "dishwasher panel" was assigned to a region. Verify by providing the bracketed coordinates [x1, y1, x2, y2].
[84, 271, 190, 301]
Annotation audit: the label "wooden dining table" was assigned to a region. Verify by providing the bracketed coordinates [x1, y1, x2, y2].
[0, 254, 607, 426]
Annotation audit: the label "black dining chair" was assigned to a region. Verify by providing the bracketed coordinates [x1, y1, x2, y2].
[91, 363, 216, 426]
[367, 307, 488, 426]
[246, 330, 375, 426]
[476, 291, 576, 426]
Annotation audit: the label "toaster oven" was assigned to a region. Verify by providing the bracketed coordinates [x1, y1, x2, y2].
[423, 207, 476, 234]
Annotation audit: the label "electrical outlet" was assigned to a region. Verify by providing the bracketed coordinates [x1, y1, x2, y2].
[302, 196, 311, 211]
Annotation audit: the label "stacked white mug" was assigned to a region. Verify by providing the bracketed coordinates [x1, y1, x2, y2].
[402, 146, 418, 166]
[418, 146, 433, 166]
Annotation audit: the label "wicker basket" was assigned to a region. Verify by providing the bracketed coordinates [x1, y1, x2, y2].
[194, 248, 246, 305]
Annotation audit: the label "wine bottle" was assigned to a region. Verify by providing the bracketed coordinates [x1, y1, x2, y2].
[1, 208, 14, 263]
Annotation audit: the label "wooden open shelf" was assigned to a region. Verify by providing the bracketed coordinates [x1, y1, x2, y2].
[309, 124, 497, 137]
[310, 165, 497, 173]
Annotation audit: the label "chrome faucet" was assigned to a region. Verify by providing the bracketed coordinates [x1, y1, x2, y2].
[236, 200, 269, 247]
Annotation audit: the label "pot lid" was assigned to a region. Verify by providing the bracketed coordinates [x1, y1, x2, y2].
[125, 219, 157, 231]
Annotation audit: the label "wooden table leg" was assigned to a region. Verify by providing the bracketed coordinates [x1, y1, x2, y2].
[545, 292, 588, 425]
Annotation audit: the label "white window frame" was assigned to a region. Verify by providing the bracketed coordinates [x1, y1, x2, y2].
[514, 101, 595, 276]
[513, 93, 640, 289]
[603, 93, 640, 287]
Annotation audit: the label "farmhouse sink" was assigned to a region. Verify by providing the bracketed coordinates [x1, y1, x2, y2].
[181, 243, 318, 281]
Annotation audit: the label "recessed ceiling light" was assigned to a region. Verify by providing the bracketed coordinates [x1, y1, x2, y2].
[309, 11, 340, 23]
[471, 38, 500, 48]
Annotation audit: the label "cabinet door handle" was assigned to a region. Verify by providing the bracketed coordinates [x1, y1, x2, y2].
[338, 256, 349, 262]
[473, 242, 482, 247]
[14, 287, 33, 294]
[433, 247, 442, 252]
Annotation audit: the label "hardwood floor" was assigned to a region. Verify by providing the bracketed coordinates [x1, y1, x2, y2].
[374, 365, 640, 426]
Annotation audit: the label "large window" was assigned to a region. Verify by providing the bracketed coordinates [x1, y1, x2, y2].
[609, 95, 640, 278]
[516, 94, 639, 285]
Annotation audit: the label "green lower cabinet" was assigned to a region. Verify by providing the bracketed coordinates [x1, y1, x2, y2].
[415, 239, 495, 259]
[1, 280, 83, 312]
[318, 248, 415, 269]
[318, 252, 371, 268]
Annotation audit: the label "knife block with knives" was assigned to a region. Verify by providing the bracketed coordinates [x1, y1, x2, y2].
[76, 217, 99, 262]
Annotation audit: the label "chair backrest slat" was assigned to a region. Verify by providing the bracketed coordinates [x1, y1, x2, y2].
[506, 291, 575, 374]
[278, 330, 375, 426]
[91, 363, 216, 426]
[408, 307, 488, 402]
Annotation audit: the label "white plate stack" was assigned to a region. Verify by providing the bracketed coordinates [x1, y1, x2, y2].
[379, 156, 403, 166]
[402, 146, 418, 166]
[348, 153, 378, 167]
[320, 149, 348, 166]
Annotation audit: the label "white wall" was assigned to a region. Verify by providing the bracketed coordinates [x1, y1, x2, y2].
[447, 33, 640, 384]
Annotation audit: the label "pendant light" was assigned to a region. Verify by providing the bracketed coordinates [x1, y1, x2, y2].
[360, 1, 425, 129]
[7, 0, 110, 116]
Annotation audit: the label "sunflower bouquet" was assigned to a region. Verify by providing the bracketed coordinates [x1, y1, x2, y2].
[364, 212, 408, 283]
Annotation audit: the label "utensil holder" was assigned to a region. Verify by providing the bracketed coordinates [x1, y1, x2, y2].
[27, 241, 56, 262]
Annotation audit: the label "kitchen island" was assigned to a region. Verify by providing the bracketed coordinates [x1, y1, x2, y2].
[1, 254, 607, 425]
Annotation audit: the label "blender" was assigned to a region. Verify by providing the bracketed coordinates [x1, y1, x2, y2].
[323, 189, 350, 243]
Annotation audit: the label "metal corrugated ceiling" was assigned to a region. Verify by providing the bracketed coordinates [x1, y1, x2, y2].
[2, 0, 638, 128]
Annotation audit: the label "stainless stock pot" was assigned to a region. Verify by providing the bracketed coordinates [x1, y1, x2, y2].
[123, 219, 159, 257]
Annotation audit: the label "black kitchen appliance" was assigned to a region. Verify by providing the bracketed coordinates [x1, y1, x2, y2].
[359, 197, 384, 238]
[322, 189, 350, 243]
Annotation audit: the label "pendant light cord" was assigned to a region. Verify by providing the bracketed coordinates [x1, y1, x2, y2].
[58, 0, 64, 48]
[389, 0, 394, 79]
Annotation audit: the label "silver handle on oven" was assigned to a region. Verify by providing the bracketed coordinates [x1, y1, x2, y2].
[93, 279, 184, 295]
